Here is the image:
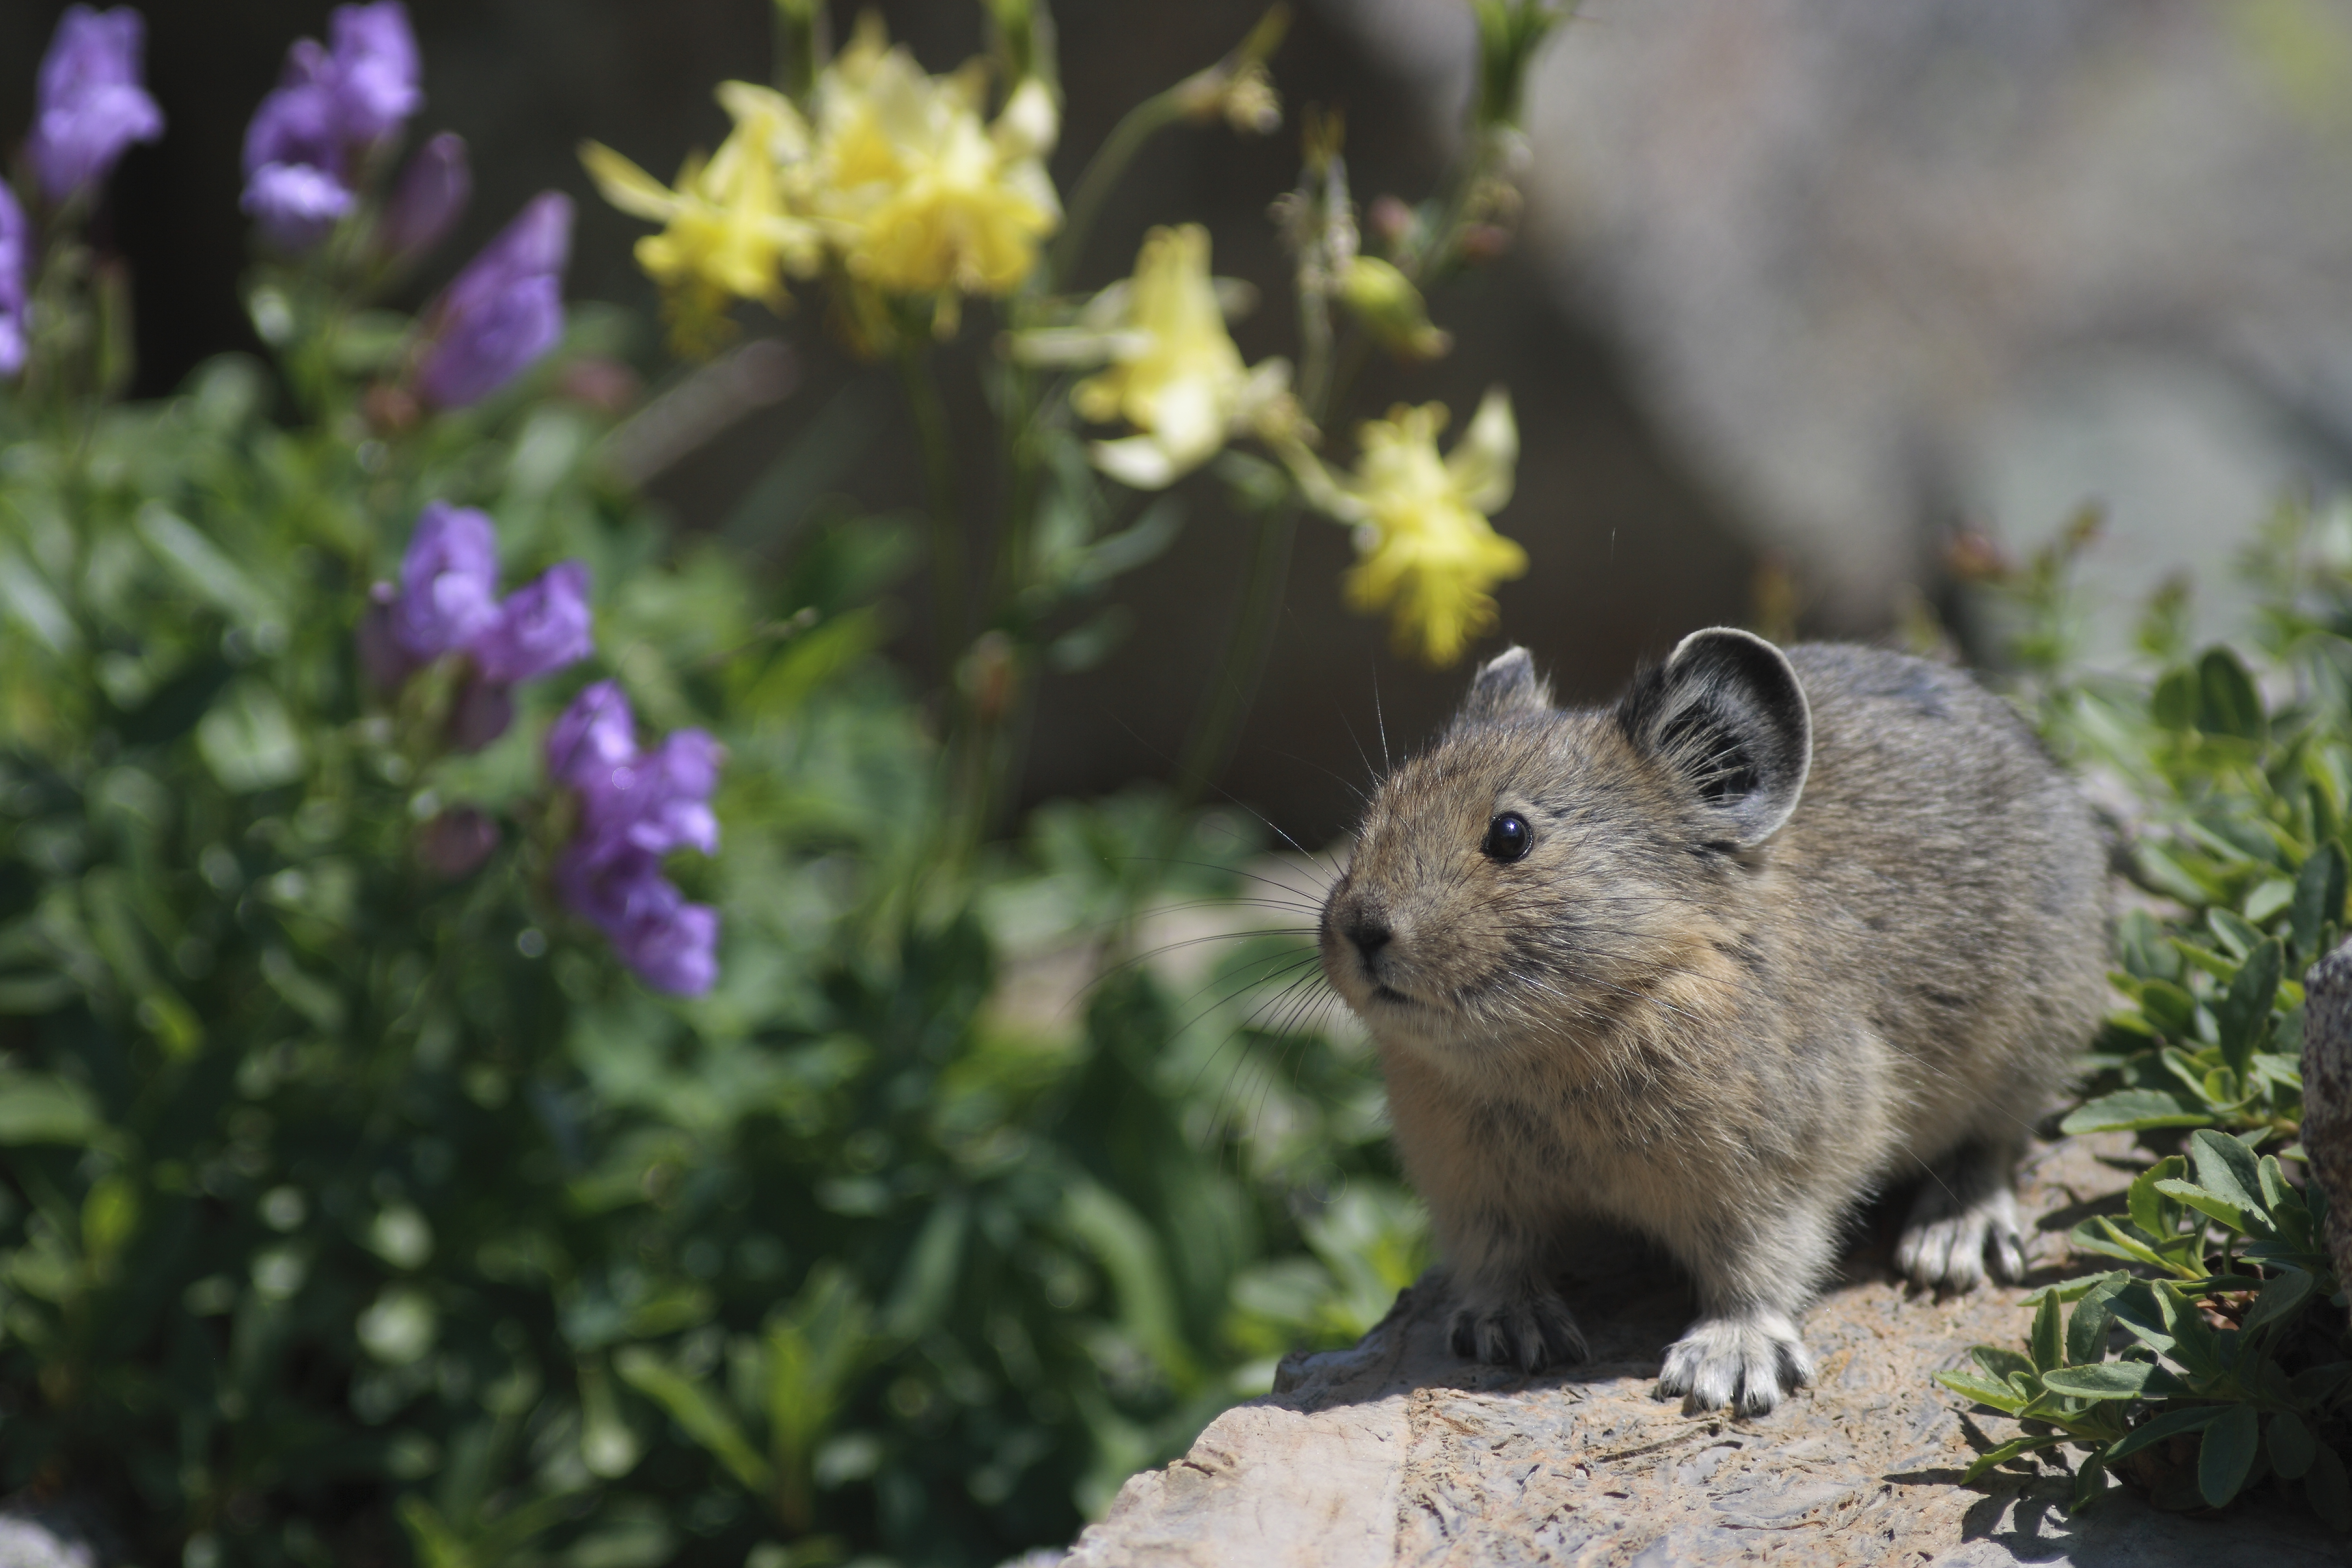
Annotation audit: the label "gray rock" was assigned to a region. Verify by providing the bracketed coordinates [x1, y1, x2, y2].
[1062, 1134, 2344, 1564]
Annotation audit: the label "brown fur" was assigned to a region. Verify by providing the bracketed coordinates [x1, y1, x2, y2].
[1319, 631, 2109, 1413]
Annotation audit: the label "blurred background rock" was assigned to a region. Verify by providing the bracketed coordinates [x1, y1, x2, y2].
[11, 0, 2347, 839]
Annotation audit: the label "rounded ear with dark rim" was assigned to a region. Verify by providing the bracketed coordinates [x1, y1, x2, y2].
[1616, 627, 1812, 846]
[1452, 645, 1552, 730]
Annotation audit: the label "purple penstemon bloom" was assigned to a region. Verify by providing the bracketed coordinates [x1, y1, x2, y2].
[389, 502, 501, 662]
[470, 560, 592, 685]
[547, 682, 722, 996]
[240, 2, 422, 252]
[415, 191, 571, 408]
[28, 5, 164, 203]
[369, 503, 593, 748]
[324, 2, 421, 143]
[0, 184, 28, 378]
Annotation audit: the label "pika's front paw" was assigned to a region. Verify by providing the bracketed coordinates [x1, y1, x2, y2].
[1447, 1284, 1588, 1374]
[1656, 1309, 1813, 1415]
[1898, 1181, 2026, 1291]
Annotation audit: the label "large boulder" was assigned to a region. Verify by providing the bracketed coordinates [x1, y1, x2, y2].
[1061, 1133, 2342, 1565]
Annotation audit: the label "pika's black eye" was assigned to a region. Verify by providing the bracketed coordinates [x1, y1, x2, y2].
[1483, 812, 1531, 862]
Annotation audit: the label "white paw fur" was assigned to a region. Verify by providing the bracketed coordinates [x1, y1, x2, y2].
[1656, 1308, 1814, 1415]
[1897, 1182, 2026, 1290]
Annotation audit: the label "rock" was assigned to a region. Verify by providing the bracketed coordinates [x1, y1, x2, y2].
[1062, 1134, 2344, 1565]
[2302, 938, 2352, 1305]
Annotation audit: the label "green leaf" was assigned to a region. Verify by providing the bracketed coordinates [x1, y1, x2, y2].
[2209, 908, 2263, 961]
[2154, 1283, 2223, 1378]
[2293, 843, 2349, 960]
[2307, 1441, 2352, 1530]
[2131, 1156, 2188, 1238]
[2199, 1404, 2260, 1509]
[2259, 1154, 2298, 1213]
[1971, 1346, 2037, 1384]
[881, 1193, 968, 1340]
[2152, 665, 2199, 730]
[2067, 1272, 2131, 1365]
[0, 1071, 101, 1146]
[133, 503, 279, 629]
[2215, 938, 2283, 1073]
[615, 1346, 775, 1497]
[1936, 1369, 2030, 1415]
[2060, 1090, 2207, 1135]
[2189, 1129, 2268, 1217]
[2039, 1361, 2191, 1400]
[2074, 1217, 2173, 1272]
[2107, 1282, 2176, 1355]
[2099, 1404, 2223, 1464]
[2196, 646, 2268, 743]
[2030, 1290, 2063, 1373]
[2241, 1268, 2315, 1336]
[2270, 1411, 2319, 1480]
[2154, 1178, 2262, 1237]
[1961, 1433, 2070, 1484]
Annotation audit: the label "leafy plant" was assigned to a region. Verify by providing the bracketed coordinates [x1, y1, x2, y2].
[1940, 501, 2352, 1525]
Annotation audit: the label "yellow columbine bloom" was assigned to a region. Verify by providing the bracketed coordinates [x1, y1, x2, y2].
[1013, 224, 1293, 489]
[580, 83, 822, 355]
[808, 16, 1060, 315]
[1303, 388, 1526, 666]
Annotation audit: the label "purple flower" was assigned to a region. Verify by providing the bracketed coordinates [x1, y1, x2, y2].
[547, 682, 723, 996]
[324, 2, 420, 143]
[547, 679, 636, 785]
[390, 502, 500, 660]
[242, 39, 352, 249]
[239, 3, 422, 252]
[415, 192, 571, 408]
[28, 6, 164, 203]
[556, 847, 719, 996]
[379, 132, 469, 265]
[243, 162, 356, 250]
[0, 184, 27, 378]
[469, 560, 591, 684]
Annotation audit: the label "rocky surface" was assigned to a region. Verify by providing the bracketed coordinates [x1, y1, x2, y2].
[1061, 1133, 2344, 1566]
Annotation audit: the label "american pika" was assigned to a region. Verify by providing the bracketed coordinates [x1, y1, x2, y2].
[1318, 629, 2108, 1414]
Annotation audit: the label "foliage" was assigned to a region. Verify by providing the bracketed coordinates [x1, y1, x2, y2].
[0, 0, 1582, 1560]
[1941, 503, 2352, 1526]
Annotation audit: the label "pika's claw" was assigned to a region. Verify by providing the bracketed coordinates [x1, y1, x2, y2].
[1898, 1173, 2027, 1290]
[1447, 1286, 1588, 1374]
[1656, 1309, 1813, 1415]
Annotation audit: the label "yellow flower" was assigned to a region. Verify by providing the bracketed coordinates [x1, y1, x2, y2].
[808, 16, 1060, 312]
[1012, 224, 1293, 489]
[581, 83, 822, 355]
[1301, 388, 1526, 666]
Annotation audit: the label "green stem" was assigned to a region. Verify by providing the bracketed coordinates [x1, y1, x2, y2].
[1172, 499, 1297, 805]
[1049, 90, 1183, 288]
[894, 341, 966, 685]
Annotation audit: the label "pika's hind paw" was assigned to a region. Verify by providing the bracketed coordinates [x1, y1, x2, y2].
[1898, 1178, 2026, 1290]
[1447, 1285, 1588, 1374]
[1656, 1309, 1813, 1415]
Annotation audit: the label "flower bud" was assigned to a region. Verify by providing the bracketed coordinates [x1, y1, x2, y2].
[379, 132, 470, 266]
[415, 192, 572, 408]
[0, 185, 28, 378]
[29, 5, 164, 204]
[416, 807, 498, 880]
[448, 677, 515, 752]
[1337, 256, 1451, 362]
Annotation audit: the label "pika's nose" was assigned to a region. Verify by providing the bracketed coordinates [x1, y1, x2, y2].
[1344, 909, 1392, 959]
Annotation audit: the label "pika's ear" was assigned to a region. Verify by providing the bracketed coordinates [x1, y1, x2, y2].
[1453, 645, 1552, 729]
[1617, 627, 1811, 846]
